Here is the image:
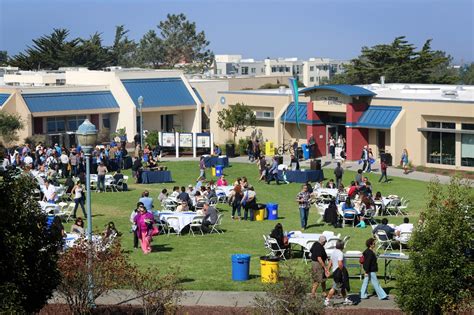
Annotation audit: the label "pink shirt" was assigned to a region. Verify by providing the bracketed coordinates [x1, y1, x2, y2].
[217, 179, 228, 187]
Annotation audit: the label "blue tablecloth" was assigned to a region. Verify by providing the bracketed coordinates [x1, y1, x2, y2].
[278, 170, 324, 183]
[141, 171, 173, 184]
[204, 156, 229, 168]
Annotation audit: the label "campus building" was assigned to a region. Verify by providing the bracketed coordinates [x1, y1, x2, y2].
[212, 84, 474, 171]
[0, 68, 203, 147]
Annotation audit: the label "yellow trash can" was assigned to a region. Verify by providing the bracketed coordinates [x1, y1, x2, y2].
[254, 209, 265, 221]
[211, 167, 216, 177]
[265, 142, 274, 156]
[260, 256, 279, 283]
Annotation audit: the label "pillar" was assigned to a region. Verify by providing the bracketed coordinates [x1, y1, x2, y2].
[346, 102, 369, 160]
[306, 101, 327, 157]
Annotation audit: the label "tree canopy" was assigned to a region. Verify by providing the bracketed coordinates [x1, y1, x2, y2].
[216, 103, 256, 143]
[9, 14, 213, 72]
[331, 36, 460, 85]
[0, 112, 23, 145]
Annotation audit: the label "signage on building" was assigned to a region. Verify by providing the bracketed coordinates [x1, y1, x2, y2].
[179, 133, 193, 148]
[197, 134, 210, 148]
[162, 132, 175, 147]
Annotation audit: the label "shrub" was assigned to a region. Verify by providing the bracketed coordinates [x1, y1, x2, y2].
[254, 265, 324, 314]
[395, 176, 473, 314]
[57, 239, 132, 315]
[145, 130, 160, 147]
[0, 171, 62, 313]
[24, 134, 47, 147]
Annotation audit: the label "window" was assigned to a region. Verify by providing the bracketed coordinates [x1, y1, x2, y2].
[462, 124, 474, 167]
[427, 121, 455, 129]
[427, 131, 455, 165]
[67, 116, 86, 131]
[310, 77, 314, 82]
[241, 66, 249, 75]
[251, 68, 256, 74]
[47, 117, 66, 133]
[310, 66, 314, 71]
[271, 66, 277, 73]
[102, 114, 110, 129]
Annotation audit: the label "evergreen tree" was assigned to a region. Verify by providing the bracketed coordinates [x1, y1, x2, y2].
[110, 25, 138, 67]
[136, 30, 165, 68]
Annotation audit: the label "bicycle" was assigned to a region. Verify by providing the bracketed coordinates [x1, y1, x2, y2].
[277, 141, 295, 155]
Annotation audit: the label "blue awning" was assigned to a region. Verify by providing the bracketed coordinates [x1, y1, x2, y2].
[354, 106, 402, 129]
[122, 78, 197, 108]
[300, 84, 376, 97]
[0, 93, 10, 106]
[22, 91, 119, 113]
[281, 101, 311, 125]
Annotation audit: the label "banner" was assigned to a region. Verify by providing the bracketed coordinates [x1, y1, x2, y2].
[288, 77, 300, 132]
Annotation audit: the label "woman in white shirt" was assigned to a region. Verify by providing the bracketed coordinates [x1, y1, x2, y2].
[71, 180, 86, 219]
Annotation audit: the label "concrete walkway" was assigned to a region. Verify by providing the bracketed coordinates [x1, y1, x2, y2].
[49, 289, 399, 310]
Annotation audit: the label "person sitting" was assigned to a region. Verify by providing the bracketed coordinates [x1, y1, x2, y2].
[373, 218, 396, 240]
[206, 186, 217, 200]
[355, 169, 363, 186]
[201, 202, 218, 233]
[395, 217, 414, 240]
[323, 198, 340, 228]
[158, 188, 168, 204]
[169, 186, 180, 199]
[42, 180, 57, 203]
[347, 181, 358, 199]
[177, 186, 191, 206]
[289, 154, 300, 170]
[113, 169, 128, 191]
[233, 177, 242, 186]
[269, 223, 289, 254]
[176, 200, 189, 212]
[325, 179, 336, 189]
[213, 145, 222, 156]
[103, 221, 121, 240]
[216, 175, 228, 187]
[208, 179, 217, 190]
[139, 190, 154, 211]
[70, 217, 85, 235]
[186, 184, 195, 197]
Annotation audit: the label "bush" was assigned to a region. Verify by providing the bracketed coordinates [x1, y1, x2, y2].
[24, 134, 47, 147]
[0, 171, 62, 313]
[98, 128, 111, 144]
[145, 130, 160, 147]
[254, 266, 324, 314]
[395, 176, 473, 314]
[236, 137, 249, 156]
[57, 239, 132, 315]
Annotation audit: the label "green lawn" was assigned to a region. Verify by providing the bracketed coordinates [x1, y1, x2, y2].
[66, 161, 429, 292]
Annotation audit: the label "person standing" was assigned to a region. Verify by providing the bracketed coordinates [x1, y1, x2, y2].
[258, 155, 267, 182]
[97, 161, 108, 192]
[361, 146, 369, 172]
[296, 184, 311, 230]
[266, 156, 280, 185]
[130, 202, 142, 249]
[71, 180, 86, 219]
[360, 238, 389, 300]
[69, 151, 78, 177]
[230, 184, 243, 220]
[325, 240, 352, 306]
[198, 156, 206, 180]
[334, 162, 344, 189]
[292, 140, 299, 159]
[401, 149, 409, 174]
[134, 204, 154, 254]
[329, 135, 336, 159]
[60, 151, 69, 178]
[310, 235, 331, 297]
[379, 159, 389, 183]
[308, 134, 316, 159]
[139, 190, 154, 211]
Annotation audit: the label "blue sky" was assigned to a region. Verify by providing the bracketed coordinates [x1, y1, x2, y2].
[1, 0, 473, 63]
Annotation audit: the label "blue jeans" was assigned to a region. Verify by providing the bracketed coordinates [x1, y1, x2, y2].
[98, 175, 106, 191]
[299, 207, 309, 229]
[360, 272, 388, 299]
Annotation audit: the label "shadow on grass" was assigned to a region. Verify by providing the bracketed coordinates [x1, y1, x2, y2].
[151, 243, 174, 252]
[178, 277, 195, 284]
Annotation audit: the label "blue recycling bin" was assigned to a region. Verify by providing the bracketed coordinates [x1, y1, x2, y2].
[215, 165, 224, 177]
[266, 203, 279, 220]
[231, 254, 251, 281]
[302, 144, 310, 160]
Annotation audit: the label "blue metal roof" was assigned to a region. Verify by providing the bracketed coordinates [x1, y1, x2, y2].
[281, 101, 309, 124]
[355, 106, 402, 129]
[192, 87, 204, 104]
[300, 84, 376, 97]
[22, 91, 119, 113]
[122, 78, 197, 107]
[0, 93, 10, 106]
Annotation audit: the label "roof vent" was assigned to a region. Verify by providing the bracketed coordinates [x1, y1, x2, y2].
[442, 90, 458, 98]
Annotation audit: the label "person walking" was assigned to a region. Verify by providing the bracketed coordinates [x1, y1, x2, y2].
[130, 202, 142, 249]
[325, 240, 352, 306]
[310, 235, 331, 297]
[360, 238, 389, 300]
[366, 148, 374, 173]
[329, 135, 336, 159]
[97, 161, 108, 192]
[361, 146, 369, 172]
[198, 156, 206, 180]
[134, 204, 154, 254]
[401, 149, 409, 174]
[71, 179, 86, 219]
[334, 162, 344, 189]
[296, 184, 311, 230]
[379, 159, 389, 183]
[266, 156, 280, 185]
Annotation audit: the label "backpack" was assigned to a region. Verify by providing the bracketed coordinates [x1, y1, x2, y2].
[359, 254, 365, 264]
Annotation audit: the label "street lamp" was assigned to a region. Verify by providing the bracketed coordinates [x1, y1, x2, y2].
[76, 119, 98, 307]
[138, 96, 144, 148]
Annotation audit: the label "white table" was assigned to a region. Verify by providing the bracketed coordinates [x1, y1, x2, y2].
[216, 185, 234, 197]
[287, 231, 337, 250]
[154, 212, 200, 233]
[315, 188, 338, 197]
[38, 201, 60, 213]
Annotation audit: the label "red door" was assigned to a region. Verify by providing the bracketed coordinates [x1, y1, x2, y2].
[33, 117, 43, 134]
[90, 114, 99, 129]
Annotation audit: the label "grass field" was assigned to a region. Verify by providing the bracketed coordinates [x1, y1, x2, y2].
[65, 161, 430, 292]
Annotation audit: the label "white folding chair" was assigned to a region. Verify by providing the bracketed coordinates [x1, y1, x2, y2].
[398, 232, 412, 253]
[210, 213, 224, 234]
[375, 230, 394, 253]
[385, 199, 400, 216]
[162, 198, 178, 212]
[303, 241, 315, 264]
[343, 210, 357, 227]
[189, 215, 205, 236]
[208, 197, 218, 207]
[374, 200, 384, 216]
[104, 177, 116, 192]
[165, 216, 181, 236]
[266, 237, 287, 260]
[342, 235, 351, 249]
[362, 208, 376, 227]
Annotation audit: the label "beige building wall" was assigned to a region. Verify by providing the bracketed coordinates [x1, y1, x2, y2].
[0, 90, 32, 143]
[226, 75, 292, 90]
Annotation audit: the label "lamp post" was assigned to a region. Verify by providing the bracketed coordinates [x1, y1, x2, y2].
[138, 96, 144, 147]
[76, 119, 98, 307]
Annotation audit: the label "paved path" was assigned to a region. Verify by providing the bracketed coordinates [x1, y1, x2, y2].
[49, 289, 399, 310]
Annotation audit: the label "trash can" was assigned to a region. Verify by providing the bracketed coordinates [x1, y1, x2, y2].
[231, 254, 251, 281]
[266, 203, 279, 220]
[211, 167, 216, 177]
[265, 142, 274, 156]
[301, 144, 310, 160]
[215, 165, 224, 177]
[226, 143, 235, 157]
[254, 208, 265, 221]
[260, 256, 279, 283]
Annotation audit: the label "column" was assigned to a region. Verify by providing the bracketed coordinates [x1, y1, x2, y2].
[306, 101, 327, 157]
[346, 102, 369, 160]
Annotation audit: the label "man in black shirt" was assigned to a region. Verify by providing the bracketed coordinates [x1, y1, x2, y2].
[310, 235, 330, 297]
